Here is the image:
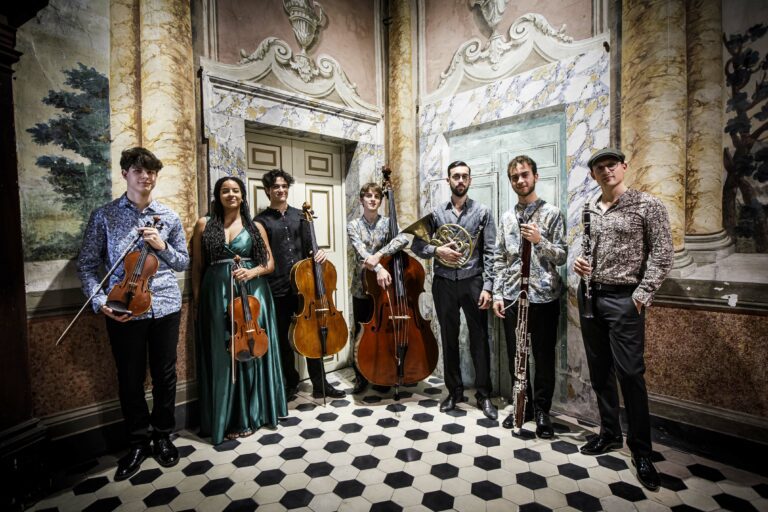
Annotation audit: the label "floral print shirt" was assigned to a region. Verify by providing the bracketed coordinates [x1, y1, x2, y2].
[347, 214, 409, 299]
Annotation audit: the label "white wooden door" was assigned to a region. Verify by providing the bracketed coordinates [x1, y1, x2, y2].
[244, 132, 350, 378]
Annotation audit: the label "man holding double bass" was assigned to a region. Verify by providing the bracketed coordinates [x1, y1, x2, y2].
[77, 147, 189, 481]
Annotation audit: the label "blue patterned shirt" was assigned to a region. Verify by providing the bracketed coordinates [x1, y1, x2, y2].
[492, 199, 566, 304]
[77, 194, 189, 319]
[347, 215, 409, 299]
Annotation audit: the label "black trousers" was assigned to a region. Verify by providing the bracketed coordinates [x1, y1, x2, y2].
[272, 294, 325, 389]
[501, 298, 560, 414]
[432, 275, 492, 398]
[352, 296, 373, 382]
[105, 312, 180, 447]
[579, 286, 651, 456]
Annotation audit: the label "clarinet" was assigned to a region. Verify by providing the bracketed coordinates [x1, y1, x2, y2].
[581, 204, 594, 319]
[511, 217, 533, 434]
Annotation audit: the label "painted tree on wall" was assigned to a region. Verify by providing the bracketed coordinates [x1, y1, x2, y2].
[26, 63, 111, 260]
[723, 24, 768, 253]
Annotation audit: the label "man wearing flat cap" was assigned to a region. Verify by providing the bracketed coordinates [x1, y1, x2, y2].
[573, 148, 673, 491]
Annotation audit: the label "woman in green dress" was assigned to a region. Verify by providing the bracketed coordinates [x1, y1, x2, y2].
[192, 176, 287, 444]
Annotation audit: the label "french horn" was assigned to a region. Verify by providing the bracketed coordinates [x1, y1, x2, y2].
[403, 213, 477, 269]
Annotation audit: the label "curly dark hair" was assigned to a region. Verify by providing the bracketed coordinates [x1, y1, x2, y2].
[201, 176, 268, 267]
[261, 168, 295, 192]
[120, 147, 163, 171]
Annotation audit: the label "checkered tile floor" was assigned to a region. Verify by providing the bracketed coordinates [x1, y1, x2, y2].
[31, 370, 768, 511]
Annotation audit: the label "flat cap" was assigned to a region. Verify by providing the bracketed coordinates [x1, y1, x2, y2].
[588, 147, 625, 169]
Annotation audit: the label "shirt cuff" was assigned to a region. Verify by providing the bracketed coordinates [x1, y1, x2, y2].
[632, 288, 653, 307]
[374, 263, 384, 273]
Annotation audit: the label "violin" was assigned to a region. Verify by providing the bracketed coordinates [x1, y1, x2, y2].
[289, 202, 348, 362]
[106, 216, 163, 316]
[227, 255, 268, 363]
[356, 167, 439, 399]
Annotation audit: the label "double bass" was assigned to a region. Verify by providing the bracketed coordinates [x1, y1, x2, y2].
[356, 168, 439, 400]
[289, 202, 348, 399]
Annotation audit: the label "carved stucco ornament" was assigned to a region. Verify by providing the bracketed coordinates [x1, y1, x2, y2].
[471, 0, 509, 34]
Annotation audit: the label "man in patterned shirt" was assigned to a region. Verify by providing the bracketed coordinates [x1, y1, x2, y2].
[574, 148, 673, 491]
[412, 160, 498, 420]
[77, 147, 189, 481]
[347, 182, 408, 393]
[492, 155, 566, 438]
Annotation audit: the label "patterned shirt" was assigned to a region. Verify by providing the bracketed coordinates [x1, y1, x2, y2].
[255, 206, 310, 298]
[583, 188, 673, 306]
[347, 215, 409, 299]
[411, 198, 496, 291]
[77, 194, 189, 319]
[493, 199, 566, 304]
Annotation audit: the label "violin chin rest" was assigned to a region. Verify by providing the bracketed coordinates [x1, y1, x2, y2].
[106, 300, 132, 316]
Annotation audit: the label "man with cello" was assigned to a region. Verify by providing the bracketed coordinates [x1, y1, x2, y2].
[77, 147, 189, 481]
[255, 169, 345, 399]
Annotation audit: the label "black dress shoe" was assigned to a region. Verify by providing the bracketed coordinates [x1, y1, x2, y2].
[312, 383, 345, 399]
[502, 413, 516, 429]
[114, 445, 149, 481]
[535, 410, 554, 439]
[632, 455, 660, 491]
[580, 434, 623, 455]
[439, 395, 456, 412]
[352, 378, 368, 394]
[477, 398, 498, 420]
[153, 436, 179, 468]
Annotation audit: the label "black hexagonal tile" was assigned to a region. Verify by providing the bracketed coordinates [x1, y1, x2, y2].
[177, 444, 196, 458]
[280, 446, 307, 460]
[233, 453, 261, 467]
[551, 440, 579, 454]
[363, 395, 382, 403]
[300, 428, 324, 439]
[474, 455, 501, 471]
[513, 448, 541, 463]
[513, 428, 537, 440]
[397, 391, 413, 399]
[437, 441, 462, 455]
[83, 497, 121, 512]
[442, 423, 464, 435]
[422, 387, 443, 395]
[387, 403, 406, 413]
[214, 439, 239, 451]
[377, 418, 400, 428]
[713, 493, 758, 512]
[200, 478, 234, 497]
[334, 479, 366, 499]
[296, 403, 316, 412]
[427, 377, 443, 384]
[352, 455, 380, 470]
[279, 416, 301, 427]
[754, 483, 768, 498]
[396, 448, 422, 462]
[422, 490, 454, 510]
[472, 480, 502, 500]
[687, 463, 726, 482]
[405, 428, 428, 441]
[477, 417, 498, 428]
[73, 476, 109, 495]
[670, 505, 707, 512]
[370, 500, 403, 512]
[224, 498, 258, 512]
[565, 490, 602, 512]
[129, 468, 162, 485]
[305, 461, 334, 478]
[259, 433, 284, 445]
[430, 463, 459, 479]
[325, 440, 350, 453]
[517, 471, 547, 490]
[144, 487, 180, 507]
[418, 399, 439, 408]
[384, 470, 415, 489]
[412, 413, 434, 423]
[660, 472, 687, 492]
[552, 422, 572, 433]
[596, 454, 628, 471]
[255, 468, 286, 486]
[280, 488, 314, 509]
[316, 412, 339, 422]
[352, 408, 374, 417]
[366, 434, 391, 447]
[650, 451, 665, 462]
[445, 408, 467, 418]
[340, 422, 363, 433]
[519, 503, 553, 512]
[476, 434, 500, 447]
[330, 399, 351, 408]
[557, 463, 589, 480]
[609, 481, 646, 502]
[182, 460, 213, 476]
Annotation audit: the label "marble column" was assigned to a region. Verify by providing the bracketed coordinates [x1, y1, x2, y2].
[684, 0, 733, 262]
[621, 0, 694, 275]
[109, 0, 141, 198]
[387, 0, 417, 226]
[139, 0, 198, 232]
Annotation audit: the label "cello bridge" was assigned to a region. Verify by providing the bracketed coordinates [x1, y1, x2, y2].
[389, 315, 411, 320]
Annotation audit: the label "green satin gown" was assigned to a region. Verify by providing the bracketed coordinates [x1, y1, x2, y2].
[197, 229, 287, 444]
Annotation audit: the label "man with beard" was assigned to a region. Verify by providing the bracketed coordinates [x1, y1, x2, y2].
[492, 155, 566, 437]
[412, 161, 498, 420]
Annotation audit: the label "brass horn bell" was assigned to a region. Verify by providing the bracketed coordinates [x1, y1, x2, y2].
[402, 213, 476, 269]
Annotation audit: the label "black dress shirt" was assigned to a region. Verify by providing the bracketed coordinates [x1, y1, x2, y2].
[255, 206, 311, 297]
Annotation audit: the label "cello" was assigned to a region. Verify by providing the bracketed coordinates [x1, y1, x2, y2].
[289, 202, 348, 399]
[356, 167, 439, 400]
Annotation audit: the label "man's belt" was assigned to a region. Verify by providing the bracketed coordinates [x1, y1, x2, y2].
[591, 282, 636, 294]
